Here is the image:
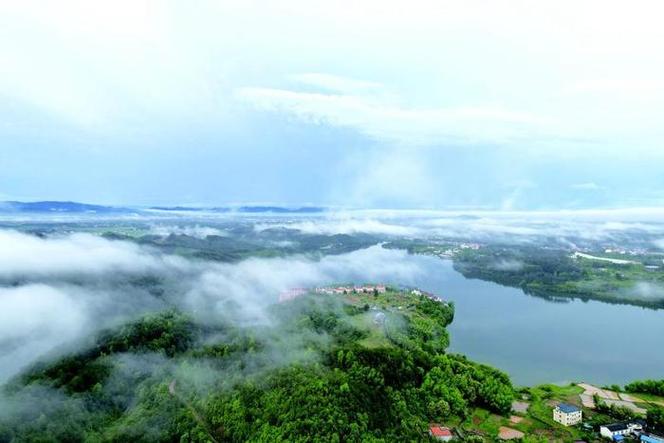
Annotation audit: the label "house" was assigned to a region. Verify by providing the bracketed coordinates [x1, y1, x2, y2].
[600, 421, 644, 440]
[553, 403, 582, 426]
[429, 425, 454, 441]
[600, 423, 629, 440]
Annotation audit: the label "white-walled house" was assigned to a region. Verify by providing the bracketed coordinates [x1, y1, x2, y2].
[600, 421, 644, 440]
[553, 403, 582, 426]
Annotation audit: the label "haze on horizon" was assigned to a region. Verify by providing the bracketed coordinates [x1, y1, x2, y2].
[2, 0, 664, 210]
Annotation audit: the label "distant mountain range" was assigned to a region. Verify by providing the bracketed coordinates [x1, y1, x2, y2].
[149, 205, 325, 214]
[0, 201, 326, 214]
[0, 201, 134, 214]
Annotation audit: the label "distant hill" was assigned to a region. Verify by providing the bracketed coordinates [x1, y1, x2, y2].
[0, 201, 134, 214]
[237, 205, 326, 213]
[0, 201, 326, 215]
[149, 205, 326, 214]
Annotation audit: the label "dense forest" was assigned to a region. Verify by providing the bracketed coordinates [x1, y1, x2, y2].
[450, 245, 664, 309]
[626, 379, 664, 397]
[0, 289, 514, 442]
[102, 229, 381, 263]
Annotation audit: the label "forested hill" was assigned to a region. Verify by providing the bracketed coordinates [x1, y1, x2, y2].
[0, 288, 514, 442]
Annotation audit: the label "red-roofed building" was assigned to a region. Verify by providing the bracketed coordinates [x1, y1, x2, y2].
[429, 425, 454, 441]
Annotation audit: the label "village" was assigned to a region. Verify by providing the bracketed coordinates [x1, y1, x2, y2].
[278, 283, 446, 304]
[429, 382, 664, 442]
[276, 284, 664, 442]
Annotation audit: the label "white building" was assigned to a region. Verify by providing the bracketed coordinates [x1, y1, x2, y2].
[553, 403, 582, 426]
[600, 421, 644, 440]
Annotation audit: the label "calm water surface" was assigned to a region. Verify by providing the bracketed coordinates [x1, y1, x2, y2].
[350, 254, 664, 386]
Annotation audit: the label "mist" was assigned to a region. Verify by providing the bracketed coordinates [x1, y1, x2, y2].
[148, 224, 227, 239]
[247, 209, 664, 246]
[0, 229, 424, 383]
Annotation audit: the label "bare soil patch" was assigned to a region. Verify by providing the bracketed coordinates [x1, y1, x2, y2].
[498, 426, 525, 440]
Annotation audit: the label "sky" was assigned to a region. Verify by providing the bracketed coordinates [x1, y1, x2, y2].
[1, 0, 664, 209]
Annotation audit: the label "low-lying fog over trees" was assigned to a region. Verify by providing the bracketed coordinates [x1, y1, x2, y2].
[1, 210, 664, 440]
[0, 226, 519, 441]
[0, 229, 424, 382]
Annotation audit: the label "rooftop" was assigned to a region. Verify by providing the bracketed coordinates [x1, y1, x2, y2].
[430, 426, 452, 437]
[603, 423, 628, 432]
[557, 403, 581, 414]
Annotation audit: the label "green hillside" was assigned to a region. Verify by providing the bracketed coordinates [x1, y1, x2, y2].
[0, 289, 514, 442]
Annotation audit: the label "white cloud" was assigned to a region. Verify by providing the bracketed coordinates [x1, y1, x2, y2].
[564, 78, 664, 101]
[335, 147, 440, 207]
[237, 84, 550, 146]
[249, 208, 664, 242]
[255, 218, 419, 236]
[2, 0, 664, 207]
[571, 182, 603, 191]
[628, 281, 664, 300]
[2, 0, 664, 145]
[0, 230, 179, 278]
[0, 285, 88, 380]
[292, 73, 383, 94]
[489, 259, 525, 272]
[149, 224, 226, 239]
[0, 229, 425, 380]
[181, 244, 426, 328]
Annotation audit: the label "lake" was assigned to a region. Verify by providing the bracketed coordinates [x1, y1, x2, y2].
[5, 240, 661, 388]
[378, 254, 664, 387]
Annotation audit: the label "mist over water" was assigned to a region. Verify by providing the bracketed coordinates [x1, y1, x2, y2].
[3, 3, 664, 439]
[2, 212, 664, 386]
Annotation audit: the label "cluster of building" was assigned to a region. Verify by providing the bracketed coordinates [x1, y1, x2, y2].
[278, 284, 449, 307]
[427, 402, 663, 441]
[429, 242, 482, 259]
[408, 288, 446, 304]
[603, 247, 648, 256]
[314, 284, 387, 295]
[599, 421, 664, 442]
[552, 403, 664, 442]
[278, 284, 387, 302]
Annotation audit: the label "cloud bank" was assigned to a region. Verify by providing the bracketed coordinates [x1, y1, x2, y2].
[238, 80, 550, 146]
[0, 230, 178, 278]
[0, 230, 423, 382]
[255, 218, 420, 236]
[148, 224, 226, 239]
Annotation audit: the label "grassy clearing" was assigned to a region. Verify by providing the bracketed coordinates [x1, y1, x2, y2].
[630, 392, 664, 407]
[449, 384, 604, 441]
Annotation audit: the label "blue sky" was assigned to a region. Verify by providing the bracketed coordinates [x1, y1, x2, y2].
[1, 1, 664, 209]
